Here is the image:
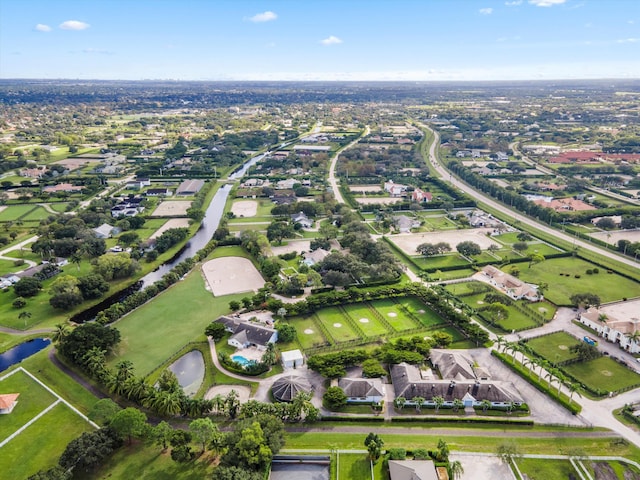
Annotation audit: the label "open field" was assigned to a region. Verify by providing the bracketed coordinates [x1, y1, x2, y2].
[0, 204, 38, 221]
[370, 298, 421, 331]
[342, 303, 388, 337]
[271, 240, 311, 256]
[230, 200, 258, 217]
[564, 356, 640, 393]
[317, 307, 361, 342]
[394, 297, 446, 328]
[515, 458, 576, 480]
[53, 157, 97, 170]
[349, 185, 382, 192]
[459, 293, 540, 331]
[389, 228, 501, 256]
[338, 453, 385, 479]
[108, 271, 246, 376]
[201, 257, 264, 296]
[150, 200, 191, 217]
[149, 218, 191, 239]
[355, 197, 402, 205]
[291, 316, 328, 349]
[526, 332, 582, 364]
[517, 257, 640, 305]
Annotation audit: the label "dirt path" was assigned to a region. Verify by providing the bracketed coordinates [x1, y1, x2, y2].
[47, 347, 108, 400]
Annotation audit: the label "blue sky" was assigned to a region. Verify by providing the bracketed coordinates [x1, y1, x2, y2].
[1, 0, 638, 81]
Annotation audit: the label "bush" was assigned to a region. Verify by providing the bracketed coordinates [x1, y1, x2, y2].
[388, 448, 407, 460]
[13, 259, 24, 267]
[413, 448, 430, 460]
[586, 269, 593, 275]
[574, 274, 581, 279]
[593, 268, 599, 274]
[12, 297, 26, 308]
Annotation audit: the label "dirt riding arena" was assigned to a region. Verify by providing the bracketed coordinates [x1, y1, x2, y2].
[270, 240, 311, 256]
[349, 185, 382, 192]
[150, 218, 191, 239]
[201, 257, 265, 296]
[54, 158, 98, 170]
[590, 229, 640, 246]
[151, 201, 191, 217]
[231, 200, 258, 218]
[205, 385, 251, 403]
[355, 197, 402, 205]
[389, 228, 501, 255]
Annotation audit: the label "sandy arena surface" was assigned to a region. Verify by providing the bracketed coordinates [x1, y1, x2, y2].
[0, 206, 6, 213]
[202, 257, 265, 296]
[389, 228, 501, 255]
[270, 240, 311, 256]
[149, 218, 191, 239]
[590, 229, 640, 245]
[600, 298, 640, 321]
[54, 158, 97, 170]
[151, 201, 192, 217]
[349, 185, 382, 192]
[449, 454, 515, 480]
[355, 197, 403, 205]
[205, 385, 251, 403]
[231, 200, 258, 218]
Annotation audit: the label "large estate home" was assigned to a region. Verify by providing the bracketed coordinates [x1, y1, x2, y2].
[480, 265, 541, 301]
[391, 350, 524, 409]
[578, 307, 640, 354]
[215, 316, 278, 351]
[337, 377, 385, 404]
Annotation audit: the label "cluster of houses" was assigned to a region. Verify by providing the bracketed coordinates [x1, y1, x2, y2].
[111, 197, 145, 218]
[383, 180, 433, 203]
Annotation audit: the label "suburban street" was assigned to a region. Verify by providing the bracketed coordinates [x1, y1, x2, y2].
[328, 125, 370, 205]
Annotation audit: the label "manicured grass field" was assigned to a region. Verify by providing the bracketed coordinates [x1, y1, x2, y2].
[395, 297, 445, 328]
[342, 304, 388, 337]
[413, 254, 470, 271]
[107, 270, 245, 376]
[526, 332, 581, 364]
[1, 402, 94, 479]
[516, 458, 576, 480]
[370, 299, 420, 331]
[316, 307, 361, 342]
[564, 357, 640, 393]
[0, 369, 56, 440]
[289, 316, 328, 349]
[49, 202, 70, 213]
[338, 453, 384, 480]
[0, 204, 37, 221]
[21, 206, 51, 221]
[517, 257, 640, 305]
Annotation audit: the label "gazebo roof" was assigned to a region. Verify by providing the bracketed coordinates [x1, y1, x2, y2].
[271, 375, 312, 402]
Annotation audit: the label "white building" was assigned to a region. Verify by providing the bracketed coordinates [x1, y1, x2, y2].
[281, 349, 304, 369]
[578, 307, 640, 354]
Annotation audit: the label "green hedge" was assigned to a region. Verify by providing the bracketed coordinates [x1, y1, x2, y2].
[491, 350, 581, 414]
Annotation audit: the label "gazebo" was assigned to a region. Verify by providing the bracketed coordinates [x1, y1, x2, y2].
[271, 375, 312, 403]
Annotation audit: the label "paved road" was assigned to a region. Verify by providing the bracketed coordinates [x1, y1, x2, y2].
[420, 123, 640, 271]
[328, 126, 370, 205]
[0, 235, 39, 267]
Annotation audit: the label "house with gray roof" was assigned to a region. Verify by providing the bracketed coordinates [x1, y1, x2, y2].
[215, 316, 277, 351]
[338, 378, 385, 404]
[388, 460, 438, 480]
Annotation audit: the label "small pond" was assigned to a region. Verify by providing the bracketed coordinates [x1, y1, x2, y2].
[168, 350, 205, 397]
[0, 338, 51, 373]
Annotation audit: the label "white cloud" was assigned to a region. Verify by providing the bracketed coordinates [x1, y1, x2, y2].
[528, 0, 566, 6]
[59, 20, 90, 30]
[35, 24, 51, 32]
[505, 0, 523, 5]
[617, 38, 639, 43]
[479, 7, 493, 15]
[320, 35, 343, 46]
[248, 11, 277, 23]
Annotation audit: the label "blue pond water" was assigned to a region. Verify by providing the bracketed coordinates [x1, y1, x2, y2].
[0, 338, 51, 372]
[168, 350, 205, 397]
[232, 355, 255, 367]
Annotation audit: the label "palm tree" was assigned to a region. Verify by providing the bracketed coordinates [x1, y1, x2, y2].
[51, 323, 69, 343]
[537, 359, 550, 382]
[433, 395, 445, 413]
[82, 346, 107, 378]
[212, 394, 225, 415]
[452, 398, 464, 413]
[495, 335, 506, 353]
[555, 372, 566, 395]
[69, 253, 82, 271]
[480, 399, 491, 412]
[394, 396, 406, 410]
[18, 311, 31, 328]
[412, 396, 425, 413]
[125, 377, 149, 402]
[450, 460, 464, 480]
[567, 382, 582, 405]
[627, 331, 640, 350]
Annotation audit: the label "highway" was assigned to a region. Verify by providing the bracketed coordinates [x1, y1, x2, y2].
[419, 123, 640, 271]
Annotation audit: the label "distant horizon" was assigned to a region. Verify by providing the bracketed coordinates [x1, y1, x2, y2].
[2, 0, 638, 81]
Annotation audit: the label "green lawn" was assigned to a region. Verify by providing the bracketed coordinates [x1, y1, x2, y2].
[516, 458, 576, 480]
[0, 204, 38, 221]
[0, 369, 57, 440]
[394, 297, 445, 328]
[517, 257, 640, 305]
[342, 304, 389, 336]
[370, 299, 420, 331]
[564, 357, 640, 393]
[412, 253, 470, 271]
[0, 402, 95, 479]
[107, 269, 245, 376]
[49, 202, 70, 213]
[526, 332, 581, 364]
[316, 307, 361, 343]
[288, 316, 329, 349]
[338, 453, 386, 480]
[21, 206, 51, 221]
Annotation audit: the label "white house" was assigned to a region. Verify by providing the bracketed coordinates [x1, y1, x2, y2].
[0, 393, 20, 414]
[93, 223, 119, 239]
[480, 265, 541, 302]
[411, 188, 432, 203]
[291, 211, 313, 229]
[338, 378, 385, 404]
[216, 316, 278, 351]
[579, 307, 640, 354]
[281, 349, 304, 369]
[384, 180, 408, 197]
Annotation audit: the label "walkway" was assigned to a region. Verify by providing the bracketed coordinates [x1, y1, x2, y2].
[0, 235, 39, 267]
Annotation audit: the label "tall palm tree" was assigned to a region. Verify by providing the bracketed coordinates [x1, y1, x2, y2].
[567, 382, 582, 405]
[450, 460, 464, 480]
[51, 323, 69, 343]
[495, 335, 506, 352]
[82, 346, 107, 378]
[18, 311, 32, 328]
[544, 370, 556, 389]
[452, 398, 464, 413]
[433, 395, 445, 413]
[480, 399, 491, 412]
[412, 396, 425, 413]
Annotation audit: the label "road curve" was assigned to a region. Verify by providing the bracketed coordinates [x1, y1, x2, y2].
[328, 126, 370, 204]
[419, 123, 640, 271]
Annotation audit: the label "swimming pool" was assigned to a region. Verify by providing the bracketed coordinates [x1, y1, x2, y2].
[232, 355, 255, 367]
